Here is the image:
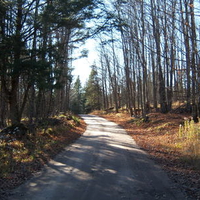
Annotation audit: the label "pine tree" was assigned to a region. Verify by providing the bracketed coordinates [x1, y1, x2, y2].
[85, 66, 102, 113]
[70, 76, 84, 114]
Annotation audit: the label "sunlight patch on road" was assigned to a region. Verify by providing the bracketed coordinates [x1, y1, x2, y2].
[108, 143, 146, 155]
[30, 183, 37, 187]
[73, 169, 93, 181]
[49, 160, 93, 181]
[50, 160, 66, 167]
[109, 143, 134, 150]
[104, 168, 117, 174]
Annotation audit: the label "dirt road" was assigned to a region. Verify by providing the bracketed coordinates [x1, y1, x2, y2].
[8, 115, 187, 200]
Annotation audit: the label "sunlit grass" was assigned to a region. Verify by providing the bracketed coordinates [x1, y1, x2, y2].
[146, 118, 200, 169]
[145, 118, 200, 169]
[176, 119, 200, 163]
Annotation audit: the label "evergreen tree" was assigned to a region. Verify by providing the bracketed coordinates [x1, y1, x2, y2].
[70, 76, 84, 114]
[85, 66, 102, 113]
[0, 0, 100, 125]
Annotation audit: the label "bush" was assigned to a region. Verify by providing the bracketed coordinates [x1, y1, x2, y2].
[178, 119, 200, 167]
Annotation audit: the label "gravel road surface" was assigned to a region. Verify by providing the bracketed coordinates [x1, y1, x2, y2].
[8, 115, 186, 200]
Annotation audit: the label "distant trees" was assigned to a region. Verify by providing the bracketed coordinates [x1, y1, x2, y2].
[70, 76, 84, 114]
[85, 0, 200, 119]
[84, 66, 102, 113]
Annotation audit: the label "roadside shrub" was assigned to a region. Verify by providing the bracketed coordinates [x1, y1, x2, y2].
[178, 119, 200, 168]
[72, 116, 80, 125]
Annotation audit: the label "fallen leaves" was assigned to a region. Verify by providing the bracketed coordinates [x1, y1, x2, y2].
[101, 112, 200, 200]
[0, 116, 86, 199]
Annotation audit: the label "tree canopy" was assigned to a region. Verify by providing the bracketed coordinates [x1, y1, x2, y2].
[0, 0, 102, 126]
[83, 0, 200, 120]
[0, 0, 200, 126]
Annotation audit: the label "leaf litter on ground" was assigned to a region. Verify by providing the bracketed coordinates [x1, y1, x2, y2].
[97, 111, 200, 200]
[0, 115, 86, 200]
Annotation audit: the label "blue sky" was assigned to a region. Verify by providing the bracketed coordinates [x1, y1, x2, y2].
[72, 38, 98, 85]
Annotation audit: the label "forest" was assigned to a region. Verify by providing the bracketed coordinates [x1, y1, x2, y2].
[82, 0, 200, 121]
[0, 0, 200, 127]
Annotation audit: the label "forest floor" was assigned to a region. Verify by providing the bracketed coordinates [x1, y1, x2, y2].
[1, 111, 200, 199]
[93, 110, 200, 200]
[0, 115, 86, 200]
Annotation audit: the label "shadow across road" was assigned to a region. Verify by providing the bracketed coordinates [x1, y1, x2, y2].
[8, 115, 188, 200]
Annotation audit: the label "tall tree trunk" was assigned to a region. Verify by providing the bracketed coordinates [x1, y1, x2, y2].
[150, 0, 168, 113]
[9, 0, 23, 125]
[180, 0, 191, 111]
[189, 0, 198, 121]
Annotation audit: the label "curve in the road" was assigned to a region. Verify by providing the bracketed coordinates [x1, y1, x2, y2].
[8, 115, 187, 200]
